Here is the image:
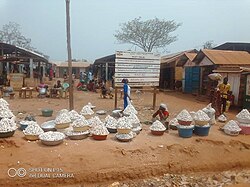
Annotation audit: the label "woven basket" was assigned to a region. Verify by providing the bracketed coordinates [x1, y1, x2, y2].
[25, 134, 39, 141]
[55, 123, 70, 129]
[117, 128, 131, 134]
[194, 120, 209, 126]
[41, 139, 64, 146]
[73, 126, 90, 132]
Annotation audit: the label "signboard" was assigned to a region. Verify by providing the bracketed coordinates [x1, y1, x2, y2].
[115, 51, 160, 87]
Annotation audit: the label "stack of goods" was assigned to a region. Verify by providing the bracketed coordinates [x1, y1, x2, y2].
[123, 103, 138, 116]
[0, 118, 17, 138]
[65, 118, 90, 140]
[68, 110, 83, 121]
[80, 105, 94, 117]
[116, 117, 134, 142]
[39, 131, 65, 146]
[222, 120, 241, 136]
[91, 124, 109, 140]
[54, 113, 71, 129]
[169, 118, 178, 130]
[0, 98, 14, 119]
[176, 110, 194, 138]
[193, 110, 211, 136]
[23, 121, 44, 140]
[236, 109, 250, 135]
[202, 103, 216, 125]
[150, 120, 166, 135]
[218, 114, 227, 123]
[127, 113, 141, 134]
[105, 115, 118, 133]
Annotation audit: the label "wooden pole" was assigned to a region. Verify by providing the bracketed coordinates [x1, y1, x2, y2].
[115, 87, 118, 109]
[153, 87, 157, 110]
[66, 0, 74, 110]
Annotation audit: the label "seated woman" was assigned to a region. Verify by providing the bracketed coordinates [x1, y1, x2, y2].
[51, 80, 62, 97]
[37, 81, 48, 97]
[152, 103, 169, 129]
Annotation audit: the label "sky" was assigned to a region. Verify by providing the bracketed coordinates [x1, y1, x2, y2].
[0, 0, 250, 62]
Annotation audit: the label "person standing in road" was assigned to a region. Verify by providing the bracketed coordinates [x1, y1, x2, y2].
[218, 77, 231, 114]
[122, 79, 131, 109]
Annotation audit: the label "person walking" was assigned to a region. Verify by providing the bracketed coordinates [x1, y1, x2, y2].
[218, 77, 231, 114]
[122, 79, 131, 109]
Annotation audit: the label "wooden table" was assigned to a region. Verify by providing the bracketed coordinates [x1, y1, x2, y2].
[19, 87, 34, 98]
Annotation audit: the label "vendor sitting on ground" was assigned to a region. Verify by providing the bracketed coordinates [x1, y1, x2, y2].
[100, 82, 107, 98]
[152, 103, 169, 128]
[51, 80, 62, 96]
[37, 81, 48, 97]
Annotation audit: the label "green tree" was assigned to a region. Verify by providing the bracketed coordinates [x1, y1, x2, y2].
[0, 22, 33, 49]
[114, 17, 181, 52]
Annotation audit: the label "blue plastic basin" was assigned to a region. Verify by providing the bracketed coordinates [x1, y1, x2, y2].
[178, 126, 194, 138]
[194, 125, 210, 136]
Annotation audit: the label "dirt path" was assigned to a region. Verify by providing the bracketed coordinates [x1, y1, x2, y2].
[0, 91, 249, 187]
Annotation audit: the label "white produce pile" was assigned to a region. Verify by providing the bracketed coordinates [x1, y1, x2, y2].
[236, 109, 250, 120]
[57, 109, 69, 117]
[169, 118, 178, 126]
[116, 131, 134, 140]
[105, 115, 117, 129]
[88, 116, 103, 127]
[20, 120, 38, 126]
[117, 117, 132, 129]
[65, 130, 89, 136]
[0, 98, 9, 107]
[123, 104, 138, 115]
[150, 120, 166, 131]
[72, 118, 89, 128]
[23, 122, 44, 135]
[218, 114, 227, 122]
[39, 131, 65, 141]
[69, 110, 82, 121]
[178, 124, 195, 129]
[91, 125, 109, 135]
[223, 120, 241, 132]
[176, 109, 193, 121]
[0, 118, 17, 132]
[194, 110, 210, 121]
[0, 99, 14, 118]
[80, 105, 94, 115]
[127, 113, 140, 126]
[55, 113, 71, 124]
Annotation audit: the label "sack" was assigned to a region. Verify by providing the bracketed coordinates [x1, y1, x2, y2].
[208, 73, 222, 81]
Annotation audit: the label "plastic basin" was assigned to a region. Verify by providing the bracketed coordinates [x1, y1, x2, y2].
[0, 131, 15, 138]
[92, 134, 107, 140]
[107, 128, 117, 133]
[194, 125, 210, 136]
[238, 125, 250, 135]
[42, 109, 53, 117]
[178, 126, 194, 138]
[178, 120, 192, 126]
[151, 130, 165, 136]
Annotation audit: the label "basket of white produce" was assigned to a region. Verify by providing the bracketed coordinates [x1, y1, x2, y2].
[65, 130, 89, 140]
[91, 125, 109, 140]
[127, 113, 140, 128]
[194, 110, 210, 126]
[117, 117, 132, 134]
[55, 113, 71, 129]
[68, 110, 83, 121]
[80, 105, 94, 116]
[72, 118, 90, 132]
[176, 109, 193, 126]
[223, 120, 241, 136]
[23, 121, 44, 141]
[116, 132, 135, 142]
[39, 132, 65, 146]
[105, 115, 118, 133]
[123, 104, 138, 116]
[0, 118, 17, 138]
[218, 114, 227, 123]
[150, 120, 166, 136]
[236, 109, 250, 124]
[169, 118, 178, 130]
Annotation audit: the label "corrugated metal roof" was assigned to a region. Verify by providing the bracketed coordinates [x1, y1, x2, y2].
[200, 49, 250, 65]
[161, 49, 197, 64]
[55, 61, 91, 68]
[184, 52, 196, 61]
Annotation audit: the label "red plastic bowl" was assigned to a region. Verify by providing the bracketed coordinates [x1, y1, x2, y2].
[239, 125, 250, 135]
[178, 120, 192, 126]
[151, 130, 165, 136]
[92, 134, 108, 140]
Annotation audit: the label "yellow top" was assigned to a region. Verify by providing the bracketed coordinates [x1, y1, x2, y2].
[218, 83, 231, 99]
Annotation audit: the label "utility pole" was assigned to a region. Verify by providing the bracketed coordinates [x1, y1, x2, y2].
[66, 0, 74, 110]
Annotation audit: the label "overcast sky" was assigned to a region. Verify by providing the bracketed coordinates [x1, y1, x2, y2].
[0, 0, 250, 62]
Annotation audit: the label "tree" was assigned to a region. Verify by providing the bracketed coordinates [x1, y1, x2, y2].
[203, 40, 215, 49]
[0, 22, 33, 49]
[114, 17, 181, 52]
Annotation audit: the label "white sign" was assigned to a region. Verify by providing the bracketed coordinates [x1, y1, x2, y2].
[115, 51, 160, 87]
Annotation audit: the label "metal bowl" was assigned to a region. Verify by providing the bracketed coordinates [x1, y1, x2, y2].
[96, 110, 107, 115]
[112, 109, 123, 118]
[65, 131, 89, 140]
[41, 139, 64, 146]
[41, 120, 56, 132]
[107, 127, 117, 133]
[0, 131, 15, 138]
[19, 122, 29, 131]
